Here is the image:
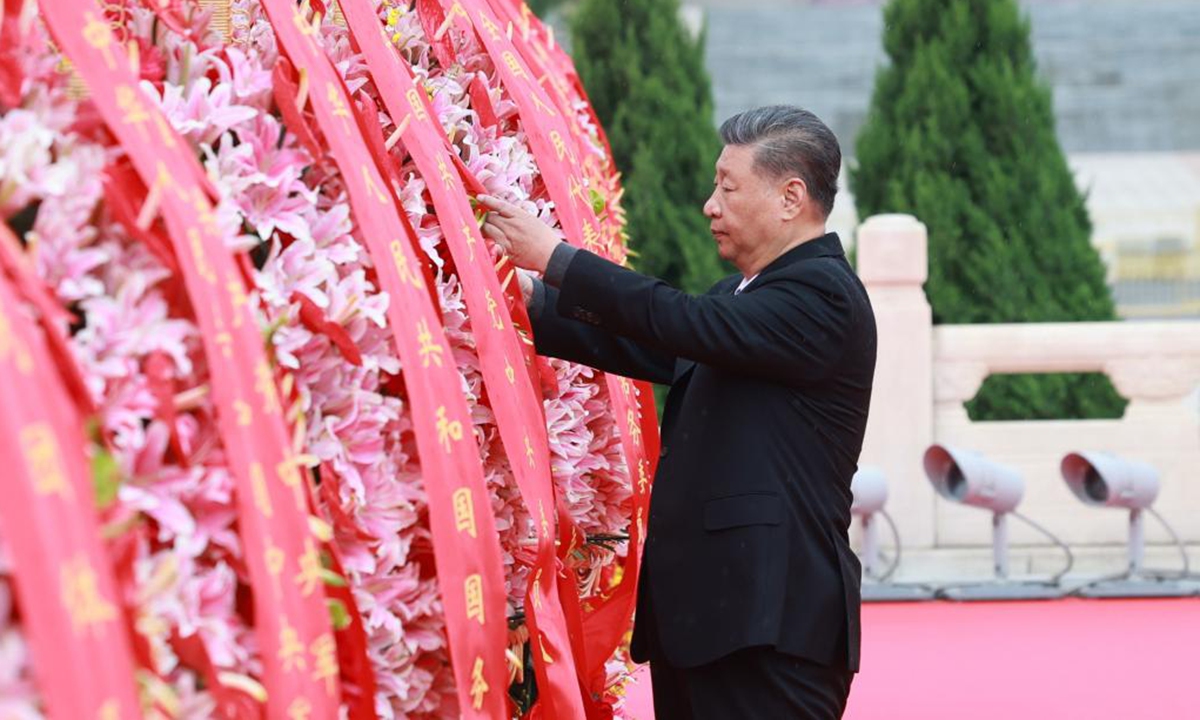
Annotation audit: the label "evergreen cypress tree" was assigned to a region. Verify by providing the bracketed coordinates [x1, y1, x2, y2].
[526, 0, 565, 19]
[852, 0, 1126, 420]
[571, 0, 725, 294]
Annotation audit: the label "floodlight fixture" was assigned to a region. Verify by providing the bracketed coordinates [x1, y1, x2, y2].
[851, 467, 935, 601]
[923, 445, 1069, 601]
[1061, 451, 1197, 598]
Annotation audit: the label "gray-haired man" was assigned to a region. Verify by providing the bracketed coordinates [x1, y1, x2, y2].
[482, 106, 875, 719]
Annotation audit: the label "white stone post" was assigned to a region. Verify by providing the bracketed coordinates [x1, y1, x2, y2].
[856, 215, 937, 548]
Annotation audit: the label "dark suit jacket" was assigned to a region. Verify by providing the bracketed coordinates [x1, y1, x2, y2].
[530, 232, 876, 672]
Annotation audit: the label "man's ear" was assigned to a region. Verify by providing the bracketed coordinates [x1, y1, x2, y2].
[781, 177, 808, 220]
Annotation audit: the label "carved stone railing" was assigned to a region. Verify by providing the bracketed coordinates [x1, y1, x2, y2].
[856, 214, 1200, 552]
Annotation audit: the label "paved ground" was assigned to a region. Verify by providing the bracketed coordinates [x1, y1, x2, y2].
[620, 597, 1200, 718]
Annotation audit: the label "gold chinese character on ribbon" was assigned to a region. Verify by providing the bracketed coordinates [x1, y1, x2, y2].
[627, 408, 642, 448]
[287, 698, 312, 720]
[470, 656, 489, 710]
[227, 280, 249, 328]
[279, 621, 307, 673]
[21, 423, 74, 501]
[524, 434, 535, 467]
[531, 568, 544, 610]
[406, 88, 430, 122]
[214, 321, 233, 360]
[255, 359, 282, 415]
[568, 175, 587, 207]
[504, 357, 516, 385]
[581, 221, 601, 251]
[115, 85, 150, 140]
[477, 8, 502, 40]
[234, 398, 252, 426]
[175, 184, 218, 236]
[294, 538, 322, 597]
[638, 459, 651, 494]
[310, 632, 338, 695]
[0, 305, 33, 375]
[437, 155, 455, 190]
[549, 130, 568, 162]
[278, 456, 309, 512]
[531, 91, 558, 118]
[435, 405, 463, 454]
[501, 50, 526, 79]
[417, 318, 444, 368]
[187, 228, 218, 285]
[485, 291, 505, 331]
[250, 462, 273, 517]
[452, 487, 477, 538]
[292, 2, 317, 39]
[361, 165, 391, 205]
[464, 573, 485, 625]
[538, 500, 551, 541]
[265, 543, 286, 592]
[82, 12, 117, 69]
[61, 556, 117, 637]
[327, 82, 352, 132]
[389, 239, 426, 290]
[462, 223, 476, 261]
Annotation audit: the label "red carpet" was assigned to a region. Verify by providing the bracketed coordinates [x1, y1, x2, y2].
[846, 598, 1200, 719]
[621, 598, 1200, 719]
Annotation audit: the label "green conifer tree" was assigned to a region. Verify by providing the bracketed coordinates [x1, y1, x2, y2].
[571, 0, 725, 294]
[852, 0, 1126, 420]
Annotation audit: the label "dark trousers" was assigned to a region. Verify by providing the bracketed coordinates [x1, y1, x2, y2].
[649, 646, 854, 720]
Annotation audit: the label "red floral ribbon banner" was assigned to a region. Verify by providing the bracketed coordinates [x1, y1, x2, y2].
[257, 1, 511, 716]
[438, 0, 661, 696]
[481, 0, 666, 681]
[37, 1, 343, 717]
[337, 3, 588, 717]
[0, 233, 143, 720]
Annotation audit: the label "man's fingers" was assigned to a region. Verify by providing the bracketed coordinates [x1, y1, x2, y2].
[478, 194, 518, 218]
[481, 221, 511, 251]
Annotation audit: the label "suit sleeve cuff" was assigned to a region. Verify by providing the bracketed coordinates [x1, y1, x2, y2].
[543, 242, 577, 288]
[528, 276, 547, 321]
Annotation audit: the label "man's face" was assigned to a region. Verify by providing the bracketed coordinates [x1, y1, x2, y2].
[703, 143, 781, 271]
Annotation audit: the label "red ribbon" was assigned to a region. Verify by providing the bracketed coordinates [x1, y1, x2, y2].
[0, 240, 143, 720]
[337, 4, 591, 716]
[258, 1, 512, 716]
[38, 2, 344, 716]
[442, 0, 662, 704]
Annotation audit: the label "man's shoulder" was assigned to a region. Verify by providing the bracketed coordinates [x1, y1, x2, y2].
[758, 255, 857, 292]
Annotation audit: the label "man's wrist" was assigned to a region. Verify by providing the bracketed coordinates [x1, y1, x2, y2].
[528, 276, 548, 320]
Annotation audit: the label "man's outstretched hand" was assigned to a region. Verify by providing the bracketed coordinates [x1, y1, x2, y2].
[478, 194, 561, 275]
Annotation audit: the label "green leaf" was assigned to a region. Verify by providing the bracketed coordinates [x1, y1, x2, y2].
[326, 598, 351, 630]
[321, 568, 348, 588]
[588, 188, 606, 216]
[92, 447, 121, 510]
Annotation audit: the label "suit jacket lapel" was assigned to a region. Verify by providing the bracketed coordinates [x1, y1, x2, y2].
[673, 356, 696, 384]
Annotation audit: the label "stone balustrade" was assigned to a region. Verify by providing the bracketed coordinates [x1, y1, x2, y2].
[856, 214, 1200, 565]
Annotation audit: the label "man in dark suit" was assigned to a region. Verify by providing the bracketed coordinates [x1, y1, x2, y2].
[480, 105, 876, 719]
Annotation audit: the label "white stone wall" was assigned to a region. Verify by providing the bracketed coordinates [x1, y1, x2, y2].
[855, 214, 1200, 580]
